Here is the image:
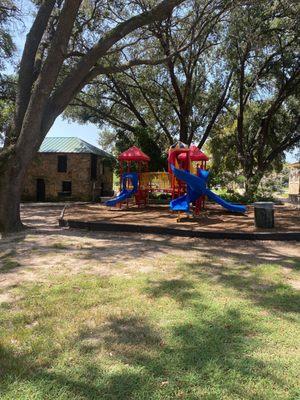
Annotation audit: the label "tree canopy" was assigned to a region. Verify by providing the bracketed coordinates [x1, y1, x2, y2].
[66, 0, 234, 150]
[66, 0, 300, 196]
[225, 0, 300, 195]
[0, 0, 16, 70]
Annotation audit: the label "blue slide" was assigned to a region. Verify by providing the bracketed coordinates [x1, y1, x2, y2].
[106, 172, 138, 206]
[170, 165, 246, 213]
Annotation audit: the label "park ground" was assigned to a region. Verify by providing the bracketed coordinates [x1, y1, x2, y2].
[63, 202, 300, 233]
[0, 205, 299, 400]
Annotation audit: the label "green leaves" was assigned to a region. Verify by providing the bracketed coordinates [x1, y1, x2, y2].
[0, 0, 17, 71]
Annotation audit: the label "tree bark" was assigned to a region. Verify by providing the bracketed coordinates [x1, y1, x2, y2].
[0, 123, 47, 233]
[179, 114, 189, 144]
[13, 0, 56, 141]
[0, 156, 24, 233]
[244, 173, 263, 201]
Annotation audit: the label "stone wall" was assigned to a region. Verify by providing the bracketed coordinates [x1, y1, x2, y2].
[289, 166, 300, 195]
[22, 153, 113, 201]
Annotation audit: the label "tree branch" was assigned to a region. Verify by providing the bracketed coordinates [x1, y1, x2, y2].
[198, 69, 233, 149]
[257, 66, 300, 167]
[16, 0, 83, 154]
[13, 0, 56, 141]
[71, 98, 137, 133]
[48, 0, 186, 118]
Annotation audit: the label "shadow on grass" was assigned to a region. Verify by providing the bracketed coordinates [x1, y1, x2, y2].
[0, 258, 22, 274]
[0, 314, 247, 400]
[80, 315, 162, 349]
[0, 206, 298, 398]
[184, 261, 300, 314]
[0, 279, 296, 399]
[2, 228, 299, 280]
[72, 273, 294, 397]
[0, 343, 148, 400]
[144, 278, 196, 303]
[33, 232, 300, 272]
[1, 225, 298, 318]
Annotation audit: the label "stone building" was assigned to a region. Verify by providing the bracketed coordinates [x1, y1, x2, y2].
[22, 137, 114, 202]
[288, 162, 300, 204]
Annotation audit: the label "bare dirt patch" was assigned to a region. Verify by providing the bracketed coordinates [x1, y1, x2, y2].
[0, 204, 299, 303]
[64, 203, 300, 233]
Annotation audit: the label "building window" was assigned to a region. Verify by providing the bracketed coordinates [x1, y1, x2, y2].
[62, 181, 72, 195]
[91, 154, 98, 180]
[58, 155, 67, 172]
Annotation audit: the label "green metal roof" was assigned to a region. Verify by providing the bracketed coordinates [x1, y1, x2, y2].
[39, 137, 112, 158]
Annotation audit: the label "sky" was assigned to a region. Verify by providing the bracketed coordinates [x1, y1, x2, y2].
[4, 0, 299, 161]
[47, 117, 99, 147]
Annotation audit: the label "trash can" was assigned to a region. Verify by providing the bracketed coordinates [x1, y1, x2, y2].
[254, 202, 274, 228]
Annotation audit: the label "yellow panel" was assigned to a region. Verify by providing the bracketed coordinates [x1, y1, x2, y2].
[140, 172, 172, 190]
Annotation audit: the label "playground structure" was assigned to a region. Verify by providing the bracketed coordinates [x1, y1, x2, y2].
[106, 146, 149, 208]
[106, 142, 246, 217]
[168, 142, 209, 214]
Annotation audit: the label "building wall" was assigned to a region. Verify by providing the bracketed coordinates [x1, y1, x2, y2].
[289, 166, 300, 194]
[288, 164, 300, 204]
[22, 153, 113, 201]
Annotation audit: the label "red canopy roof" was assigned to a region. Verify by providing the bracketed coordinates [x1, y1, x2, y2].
[190, 145, 209, 161]
[118, 146, 150, 162]
[178, 145, 209, 161]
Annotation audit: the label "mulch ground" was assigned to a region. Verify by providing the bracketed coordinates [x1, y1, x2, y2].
[63, 202, 300, 233]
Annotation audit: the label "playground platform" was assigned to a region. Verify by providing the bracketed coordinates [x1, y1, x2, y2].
[60, 203, 300, 241]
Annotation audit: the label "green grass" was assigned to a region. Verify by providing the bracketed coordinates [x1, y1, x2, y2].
[0, 258, 21, 273]
[213, 188, 277, 204]
[0, 255, 299, 400]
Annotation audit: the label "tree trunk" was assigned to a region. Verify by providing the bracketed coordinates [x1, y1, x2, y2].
[244, 173, 263, 201]
[0, 159, 25, 233]
[0, 127, 43, 234]
[179, 116, 189, 144]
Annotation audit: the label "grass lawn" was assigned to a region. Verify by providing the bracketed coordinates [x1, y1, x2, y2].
[0, 230, 299, 399]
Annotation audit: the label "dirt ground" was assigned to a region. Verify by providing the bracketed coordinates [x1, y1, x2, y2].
[64, 202, 300, 232]
[0, 205, 299, 304]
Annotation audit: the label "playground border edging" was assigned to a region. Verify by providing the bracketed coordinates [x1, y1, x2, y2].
[59, 218, 300, 241]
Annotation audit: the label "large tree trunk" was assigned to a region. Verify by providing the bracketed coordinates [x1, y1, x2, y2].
[0, 158, 25, 233]
[0, 126, 45, 234]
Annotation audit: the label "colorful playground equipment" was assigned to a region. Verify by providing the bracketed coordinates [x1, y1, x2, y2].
[168, 142, 209, 214]
[106, 172, 139, 207]
[110, 146, 150, 208]
[170, 165, 246, 214]
[106, 142, 246, 216]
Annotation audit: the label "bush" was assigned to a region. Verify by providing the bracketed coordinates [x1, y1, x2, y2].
[212, 188, 275, 204]
[149, 192, 171, 203]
